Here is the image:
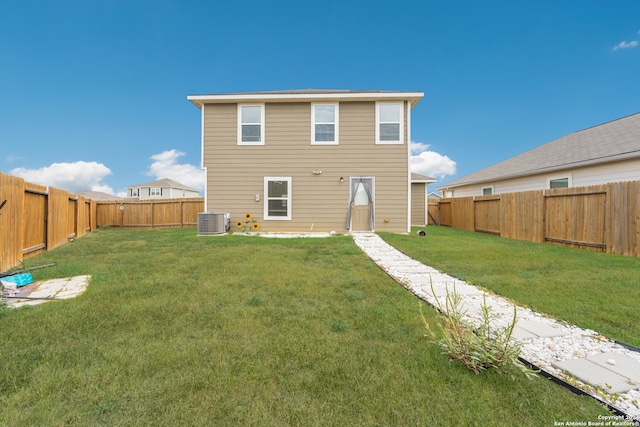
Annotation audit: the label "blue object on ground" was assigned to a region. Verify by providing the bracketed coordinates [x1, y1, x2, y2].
[1, 273, 33, 287]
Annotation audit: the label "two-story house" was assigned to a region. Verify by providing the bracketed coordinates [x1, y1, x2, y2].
[187, 89, 424, 233]
[126, 178, 200, 200]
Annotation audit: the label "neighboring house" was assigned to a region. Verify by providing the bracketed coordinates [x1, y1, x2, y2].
[411, 173, 436, 226]
[126, 178, 200, 200]
[438, 112, 640, 197]
[77, 190, 119, 201]
[187, 89, 424, 233]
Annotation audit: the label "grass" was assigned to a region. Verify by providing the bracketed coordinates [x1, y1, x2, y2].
[380, 226, 640, 348]
[0, 228, 612, 425]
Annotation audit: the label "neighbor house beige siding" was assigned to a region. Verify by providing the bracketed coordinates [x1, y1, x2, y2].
[202, 101, 410, 233]
[447, 157, 640, 197]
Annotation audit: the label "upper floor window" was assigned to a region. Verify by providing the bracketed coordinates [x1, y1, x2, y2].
[150, 187, 161, 196]
[376, 102, 404, 144]
[238, 104, 264, 145]
[131, 188, 139, 197]
[311, 103, 339, 144]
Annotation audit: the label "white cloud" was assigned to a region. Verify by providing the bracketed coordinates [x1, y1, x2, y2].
[613, 40, 638, 50]
[10, 161, 113, 194]
[410, 141, 430, 155]
[145, 149, 205, 192]
[410, 142, 457, 179]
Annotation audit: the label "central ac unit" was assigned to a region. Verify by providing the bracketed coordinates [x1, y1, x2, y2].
[197, 212, 230, 235]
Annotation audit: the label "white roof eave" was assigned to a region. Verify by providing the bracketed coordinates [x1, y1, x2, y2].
[187, 91, 424, 109]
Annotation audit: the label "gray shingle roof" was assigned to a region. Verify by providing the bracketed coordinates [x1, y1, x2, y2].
[127, 178, 199, 192]
[411, 173, 436, 183]
[441, 112, 640, 188]
[77, 191, 118, 200]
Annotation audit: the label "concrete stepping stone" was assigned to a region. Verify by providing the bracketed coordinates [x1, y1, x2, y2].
[553, 355, 640, 394]
[428, 283, 484, 297]
[587, 352, 640, 385]
[511, 326, 538, 341]
[515, 319, 568, 338]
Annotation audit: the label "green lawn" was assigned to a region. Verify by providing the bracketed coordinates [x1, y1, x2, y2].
[0, 228, 611, 425]
[380, 226, 640, 348]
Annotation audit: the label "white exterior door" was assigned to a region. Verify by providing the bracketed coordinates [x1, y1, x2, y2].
[349, 177, 374, 231]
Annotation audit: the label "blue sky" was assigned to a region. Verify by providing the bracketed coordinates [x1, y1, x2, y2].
[1, 0, 639, 196]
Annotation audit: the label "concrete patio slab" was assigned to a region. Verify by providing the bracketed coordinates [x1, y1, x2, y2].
[6, 276, 90, 308]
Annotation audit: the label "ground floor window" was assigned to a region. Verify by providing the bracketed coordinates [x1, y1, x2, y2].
[549, 177, 570, 189]
[264, 177, 291, 220]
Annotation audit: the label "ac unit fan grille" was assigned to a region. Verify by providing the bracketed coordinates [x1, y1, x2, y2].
[197, 212, 229, 235]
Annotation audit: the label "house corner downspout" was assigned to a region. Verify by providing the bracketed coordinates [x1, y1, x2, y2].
[200, 104, 208, 211]
[406, 100, 412, 233]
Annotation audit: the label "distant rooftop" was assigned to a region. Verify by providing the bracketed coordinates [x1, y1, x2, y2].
[77, 190, 118, 201]
[127, 178, 199, 192]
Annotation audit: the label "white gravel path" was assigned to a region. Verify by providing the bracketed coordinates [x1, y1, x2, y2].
[352, 232, 640, 419]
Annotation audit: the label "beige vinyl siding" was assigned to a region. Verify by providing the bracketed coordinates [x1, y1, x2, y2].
[411, 182, 426, 225]
[203, 101, 409, 233]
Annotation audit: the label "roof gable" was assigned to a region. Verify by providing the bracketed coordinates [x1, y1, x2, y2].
[127, 178, 199, 192]
[441, 112, 640, 188]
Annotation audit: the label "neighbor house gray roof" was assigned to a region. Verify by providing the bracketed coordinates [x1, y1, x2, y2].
[440, 112, 640, 189]
[127, 178, 199, 192]
[77, 191, 118, 200]
[411, 173, 436, 183]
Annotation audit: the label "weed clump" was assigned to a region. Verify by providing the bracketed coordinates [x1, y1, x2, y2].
[421, 283, 537, 379]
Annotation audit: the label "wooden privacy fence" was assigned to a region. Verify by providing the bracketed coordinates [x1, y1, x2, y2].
[430, 181, 640, 257]
[95, 199, 204, 228]
[1, 170, 205, 271]
[0, 172, 96, 272]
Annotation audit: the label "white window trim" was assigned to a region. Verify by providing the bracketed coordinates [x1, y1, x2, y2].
[264, 177, 292, 220]
[375, 101, 404, 144]
[482, 186, 494, 196]
[150, 187, 161, 196]
[547, 174, 572, 189]
[237, 104, 265, 145]
[311, 103, 339, 145]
